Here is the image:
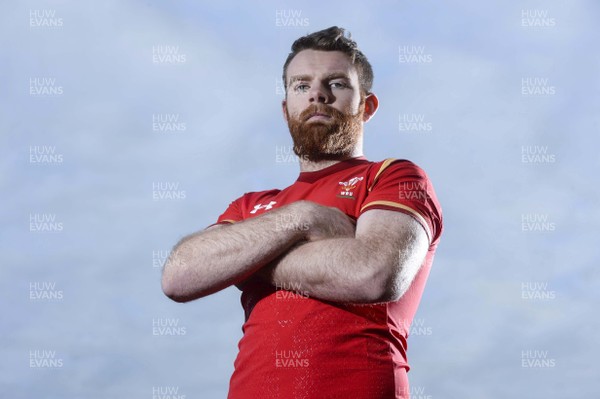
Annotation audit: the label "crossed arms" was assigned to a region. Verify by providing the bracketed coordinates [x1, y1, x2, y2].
[161, 200, 429, 304]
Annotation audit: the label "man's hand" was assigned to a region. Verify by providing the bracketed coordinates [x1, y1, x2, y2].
[239, 201, 356, 288]
[297, 201, 356, 241]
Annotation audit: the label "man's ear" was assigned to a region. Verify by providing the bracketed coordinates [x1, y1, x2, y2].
[362, 93, 379, 123]
[282, 99, 289, 123]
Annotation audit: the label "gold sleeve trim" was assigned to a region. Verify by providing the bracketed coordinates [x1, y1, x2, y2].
[368, 158, 397, 192]
[360, 200, 431, 241]
[220, 219, 237, 224]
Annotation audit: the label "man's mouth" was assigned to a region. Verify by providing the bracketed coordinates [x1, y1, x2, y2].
[305, 112, 331, 122]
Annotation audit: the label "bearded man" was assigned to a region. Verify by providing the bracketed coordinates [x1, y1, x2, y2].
[162, 26, 443, 399]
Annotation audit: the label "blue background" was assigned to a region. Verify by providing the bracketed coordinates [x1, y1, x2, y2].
[2, 1, 599, 397]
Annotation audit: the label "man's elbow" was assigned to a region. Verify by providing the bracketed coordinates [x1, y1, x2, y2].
[375, 285, 405, 303]
[354, 267, 407, 304]
[161, 276, 191, 303]
[161, 228, 226, 302]
[357, 284, 403, 304]
[161, 252, 203, 303]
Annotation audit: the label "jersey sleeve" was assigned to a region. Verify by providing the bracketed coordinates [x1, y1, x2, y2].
[208, 189, 281, 229]
[209, 195, 245, 227]
[359, 159, 443, 245]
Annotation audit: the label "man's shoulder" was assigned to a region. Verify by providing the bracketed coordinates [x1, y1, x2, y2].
[369, 157, 423, 171]
[236, 188, 281, 203]
[365, 158, 427, 186]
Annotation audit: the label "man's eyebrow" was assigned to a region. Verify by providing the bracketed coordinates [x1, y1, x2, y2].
[288, 74, 312, 85]
[287, 72, 351, 87]
[323, 72, 351, 81]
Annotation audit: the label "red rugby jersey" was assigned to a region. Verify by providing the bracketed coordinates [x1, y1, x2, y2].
[215, 156, 443, 399]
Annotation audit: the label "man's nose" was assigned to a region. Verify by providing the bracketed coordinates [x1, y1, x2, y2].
[308, 84, 330, 104]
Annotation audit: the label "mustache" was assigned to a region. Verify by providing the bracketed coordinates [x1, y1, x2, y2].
[298, 104, 346, 122]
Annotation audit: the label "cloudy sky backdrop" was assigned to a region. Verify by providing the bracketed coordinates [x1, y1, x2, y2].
[2, 0, 599, 398]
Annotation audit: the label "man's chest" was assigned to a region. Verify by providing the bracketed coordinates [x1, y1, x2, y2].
[244, 169, 372, 220]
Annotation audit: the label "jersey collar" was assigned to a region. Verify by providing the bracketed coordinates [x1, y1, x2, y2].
[296, 156, 369, 183]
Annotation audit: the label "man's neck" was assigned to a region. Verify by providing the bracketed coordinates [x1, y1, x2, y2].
[298, 149, 364, 173]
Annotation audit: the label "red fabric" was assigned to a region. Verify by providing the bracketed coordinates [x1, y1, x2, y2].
[217, 157, 443, 399]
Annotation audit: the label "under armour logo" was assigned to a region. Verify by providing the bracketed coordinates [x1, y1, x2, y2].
[249, 201, 277, 214]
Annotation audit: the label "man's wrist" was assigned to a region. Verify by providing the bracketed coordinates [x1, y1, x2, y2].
[282, 200, 316, 241]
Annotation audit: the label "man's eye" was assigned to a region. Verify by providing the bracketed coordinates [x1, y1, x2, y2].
[330, 82, 347, 89]
[294, 84, 309, 92]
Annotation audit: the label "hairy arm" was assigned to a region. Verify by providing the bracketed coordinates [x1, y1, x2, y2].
[263, 209, 430, 303]
[161, 201, 354, 302]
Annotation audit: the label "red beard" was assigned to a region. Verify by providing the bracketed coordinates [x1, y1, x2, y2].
[287, 102, 364, 162]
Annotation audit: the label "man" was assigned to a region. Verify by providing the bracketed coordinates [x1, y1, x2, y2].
[162, 26, 443, 399]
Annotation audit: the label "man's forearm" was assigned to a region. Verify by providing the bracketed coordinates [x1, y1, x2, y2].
[266, 237, 387, 303]
[162, 203, 308, 302]
[265, 210, 429, 304]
